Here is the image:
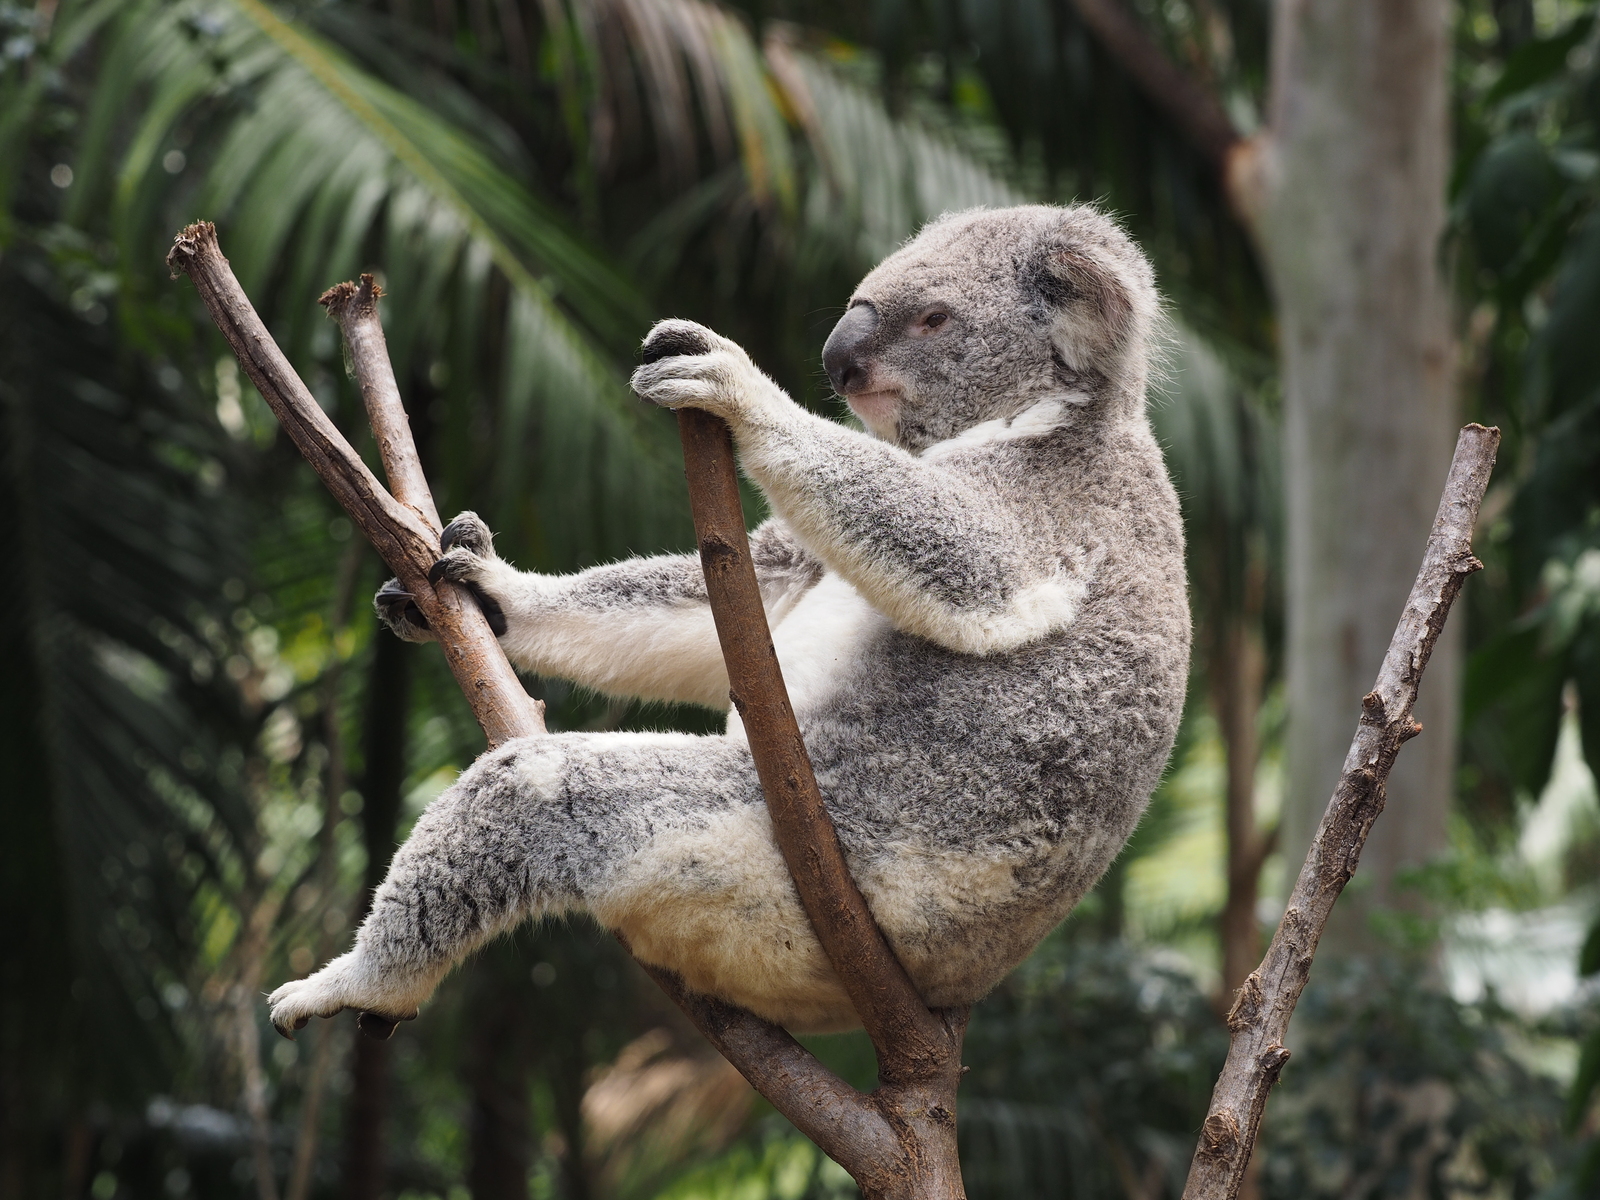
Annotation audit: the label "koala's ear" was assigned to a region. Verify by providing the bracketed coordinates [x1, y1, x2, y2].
[1039, 244, 1132, 335]
[1027, 215, 1151, 377]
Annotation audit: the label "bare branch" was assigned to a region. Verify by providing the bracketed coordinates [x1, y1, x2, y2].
[637, 959, 905, 1172]
[675, 409, 953, 1082]
[1181, 424, 1500, 1200]
[1067, 0, 1240, 171]
[167, 223, 543, 748]
[320, 275, 442, 531]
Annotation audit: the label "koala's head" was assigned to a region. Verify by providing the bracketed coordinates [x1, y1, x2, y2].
[822, 205, 1159, 453]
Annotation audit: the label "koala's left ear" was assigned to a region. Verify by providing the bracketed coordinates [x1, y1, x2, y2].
[1029, 215, 1154, 377]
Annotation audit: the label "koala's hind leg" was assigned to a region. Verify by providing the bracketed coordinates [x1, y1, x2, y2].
[267, 730, 846, 1037]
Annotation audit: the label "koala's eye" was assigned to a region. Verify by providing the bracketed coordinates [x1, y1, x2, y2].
[925, 312, 948, 329]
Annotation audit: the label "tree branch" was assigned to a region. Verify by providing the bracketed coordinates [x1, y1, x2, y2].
[167, 223, 543, 748]
[319, 275, 441, 531]
[1181, 423, 1500, 1200]
[171, 224, 967, 1200]
[674, 409, 952, 1082]
[1067, 0, 1241, 172]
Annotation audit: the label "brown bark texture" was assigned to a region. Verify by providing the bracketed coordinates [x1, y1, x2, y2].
[1210, 605, 1274, 1003]
[1181, 423, 1499, 1200]
[169, 224, 967, 1199]
[166, 225, 542, 749]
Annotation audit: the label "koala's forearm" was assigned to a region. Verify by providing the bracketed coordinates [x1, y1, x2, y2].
[734, 409, 1077, 655]
[483, 555, 732, 708]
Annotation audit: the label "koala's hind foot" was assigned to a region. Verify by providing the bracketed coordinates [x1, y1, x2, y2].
[266, 948, 428, 1041]
[266, 730, 863, 1038]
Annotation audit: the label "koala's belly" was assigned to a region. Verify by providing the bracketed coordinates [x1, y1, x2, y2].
[729, 570, 892, 729]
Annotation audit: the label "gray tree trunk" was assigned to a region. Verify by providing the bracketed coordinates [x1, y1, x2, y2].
[1243, 0, 1459, 948]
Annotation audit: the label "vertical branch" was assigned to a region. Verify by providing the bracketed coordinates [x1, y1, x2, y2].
[1182, 424, 1499, 1200]
[319, 277, 441, 531]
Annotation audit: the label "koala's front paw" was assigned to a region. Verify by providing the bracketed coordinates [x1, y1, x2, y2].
[375, 577, 435, 643]
[426, 512, 509, 637]
[631, 319, 774, 422]
[267, 953, 420, 1042]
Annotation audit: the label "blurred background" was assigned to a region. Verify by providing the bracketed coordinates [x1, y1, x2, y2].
[2, 0, 1599, 1196]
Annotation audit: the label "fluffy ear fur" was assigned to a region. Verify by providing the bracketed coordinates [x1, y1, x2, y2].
[1031, 210, 1160, 407]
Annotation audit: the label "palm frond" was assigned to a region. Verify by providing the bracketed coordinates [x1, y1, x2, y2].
[68, 0, 688, 568]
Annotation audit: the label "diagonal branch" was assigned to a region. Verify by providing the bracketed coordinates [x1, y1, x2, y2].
[1182, 423, 1500, 1200]
[320, 275, 441, 531]
[167, 224, 542, 748]
[674, 409, 952, 1081]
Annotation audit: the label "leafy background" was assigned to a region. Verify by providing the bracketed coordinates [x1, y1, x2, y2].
[1, 0, 1599, 1197]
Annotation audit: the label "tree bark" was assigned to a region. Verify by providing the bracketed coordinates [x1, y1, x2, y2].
[1211, 603, 1273, 1002]
[465, 944, 537, 1200]
[1245, 0, 1459, 948]
[1071, 0, 1461, 954]
[1181, 424, 1498, 1200]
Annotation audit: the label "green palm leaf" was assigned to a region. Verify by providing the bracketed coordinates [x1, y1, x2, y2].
[69, 0, 686, 568]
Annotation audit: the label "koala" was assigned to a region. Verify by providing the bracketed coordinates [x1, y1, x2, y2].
[268, 204, 1190, 1038]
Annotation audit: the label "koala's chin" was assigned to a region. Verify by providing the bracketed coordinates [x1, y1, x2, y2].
[269, 204, 1188, 1040]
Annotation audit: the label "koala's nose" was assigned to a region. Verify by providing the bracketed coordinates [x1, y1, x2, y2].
[823, 303, 878, 394]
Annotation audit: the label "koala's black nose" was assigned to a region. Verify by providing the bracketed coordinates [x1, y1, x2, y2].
[823, 303, 878, 394]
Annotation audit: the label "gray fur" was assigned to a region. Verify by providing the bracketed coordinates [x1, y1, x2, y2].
[270, 204, 1190, 1036]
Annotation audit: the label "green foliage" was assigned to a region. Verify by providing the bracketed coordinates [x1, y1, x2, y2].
[1261, 959, 1573, 1198]
[1568, 909, 1600, 1195]
[1455, 0, 1600, 822]
[959, 938, 1229, 1198]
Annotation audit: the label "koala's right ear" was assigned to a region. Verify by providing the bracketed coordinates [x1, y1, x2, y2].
[1029, 211, 1155, 382]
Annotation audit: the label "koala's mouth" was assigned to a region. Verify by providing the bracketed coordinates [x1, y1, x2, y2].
[844, 388, 902, 432]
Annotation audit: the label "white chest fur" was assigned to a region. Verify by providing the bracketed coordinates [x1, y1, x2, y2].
[725, 572, 889, 739]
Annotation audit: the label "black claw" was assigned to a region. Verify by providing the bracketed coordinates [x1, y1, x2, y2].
[641, 323, 715, 363]
[428, 558, 449, 586]
[439, 513, 492, 556]
[375, 581, 429, 635]
[356, 1011, 400, 1040]
[273, 1022, 295, 1042]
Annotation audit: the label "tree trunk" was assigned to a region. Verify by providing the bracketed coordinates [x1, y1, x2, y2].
[1242, 0, 1459, 949]
[344, 632, 412, 1200]
[1212, 604, 1270, 1001]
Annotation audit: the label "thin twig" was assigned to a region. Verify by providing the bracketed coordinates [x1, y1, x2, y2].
[1181, 423, 1500, 1200]
[675, 409, 951, 1079]
[167, 223, 542, 748]
[319, 276, 441, 531]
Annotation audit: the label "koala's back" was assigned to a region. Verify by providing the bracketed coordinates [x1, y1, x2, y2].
[760, 416, 1189, 1004]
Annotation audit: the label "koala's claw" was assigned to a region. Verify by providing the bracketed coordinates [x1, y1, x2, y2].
[268, 960, 420, 1042]
[356, 1010, 416, 1040]
[375, 577, 433, 643]
[640, 318, 717, 364]
[438, 511, 494, 557]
